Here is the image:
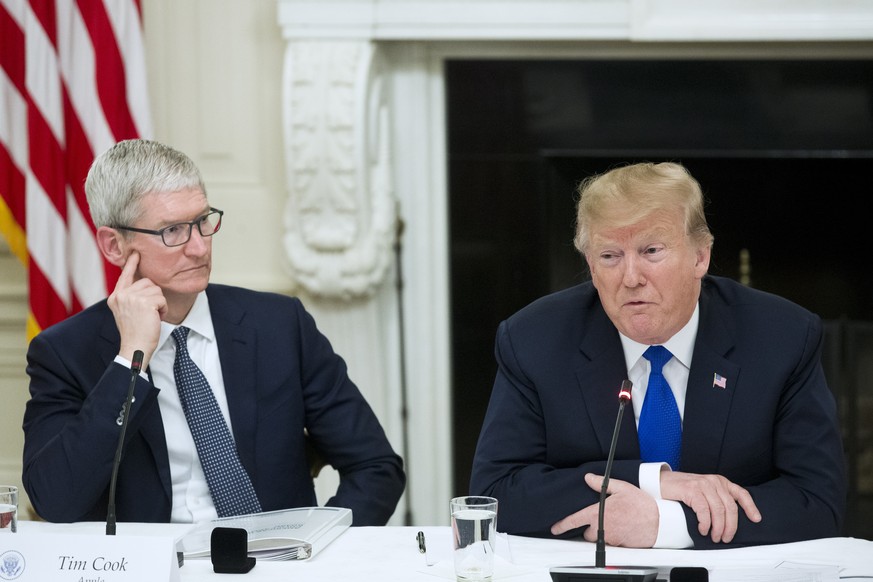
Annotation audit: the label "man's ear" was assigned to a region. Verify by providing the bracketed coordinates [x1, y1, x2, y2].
[694, 244, 712, 279]
[95, 226, 127, 267]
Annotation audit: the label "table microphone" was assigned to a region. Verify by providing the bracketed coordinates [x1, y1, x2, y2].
[106, 350, 143, 536]
[550, 380, 659, 582]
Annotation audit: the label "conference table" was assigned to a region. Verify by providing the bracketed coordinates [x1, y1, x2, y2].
[12, 520, 873, 581]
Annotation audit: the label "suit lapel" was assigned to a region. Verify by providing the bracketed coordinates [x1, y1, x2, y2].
[207, 286, 260, 475]
[681, 283, 739, 473]
[576, 304, 641, 458]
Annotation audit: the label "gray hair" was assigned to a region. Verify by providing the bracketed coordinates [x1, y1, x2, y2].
[85, 139, 206, 228]
[573, 161, 714, 257]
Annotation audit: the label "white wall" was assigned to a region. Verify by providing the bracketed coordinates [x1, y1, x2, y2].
[0, 239, 28, 513]
[143, 0, 289, 294]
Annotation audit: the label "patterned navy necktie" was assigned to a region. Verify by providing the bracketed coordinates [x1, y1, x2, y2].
[638, 345, 682, 471]
[172, 326, 262, 517]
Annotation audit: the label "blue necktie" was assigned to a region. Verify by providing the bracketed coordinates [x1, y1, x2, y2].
[172, 326, 262, 517]
[638, 345, 682, 470]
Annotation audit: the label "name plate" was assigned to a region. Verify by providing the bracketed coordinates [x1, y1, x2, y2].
[0, 532, 180, 582]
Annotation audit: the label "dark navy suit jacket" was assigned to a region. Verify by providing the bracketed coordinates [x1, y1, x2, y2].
[470, 275, 845, 548]
[23, 284, 405, 526]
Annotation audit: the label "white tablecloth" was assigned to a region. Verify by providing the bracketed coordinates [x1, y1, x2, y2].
[11, 521, 873, 581]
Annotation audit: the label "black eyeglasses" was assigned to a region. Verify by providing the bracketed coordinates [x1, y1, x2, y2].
[115, 208, 224, 247]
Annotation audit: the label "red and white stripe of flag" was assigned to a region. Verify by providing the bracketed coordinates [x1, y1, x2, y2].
[0, 0, 151, 340]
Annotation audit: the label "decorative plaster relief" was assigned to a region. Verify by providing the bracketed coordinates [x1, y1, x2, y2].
[281, 40, 396, 299]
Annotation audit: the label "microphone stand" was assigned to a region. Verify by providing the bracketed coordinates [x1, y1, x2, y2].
[596, 382, 629, 568]
[106, 350, 143, 535]
[550, 380, 659, 582]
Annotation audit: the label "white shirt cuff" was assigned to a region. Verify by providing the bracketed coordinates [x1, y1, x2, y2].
[638, 462, 693, 549]
[639, 462, 666, 499]
[653, 500, 694, 549]
[114, 355, 149, 379]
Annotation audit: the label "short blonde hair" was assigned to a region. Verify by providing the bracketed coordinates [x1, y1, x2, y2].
[573, 161, 714, 257]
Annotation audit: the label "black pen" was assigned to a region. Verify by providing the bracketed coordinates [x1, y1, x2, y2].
[417, 531, 435, 566]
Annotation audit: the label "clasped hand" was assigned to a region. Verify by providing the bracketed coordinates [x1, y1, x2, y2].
[550, 471, 762, 547]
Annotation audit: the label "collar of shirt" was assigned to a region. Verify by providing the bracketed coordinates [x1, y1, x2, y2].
[618, 302, 700, 423]
[156, 291, 216, 352]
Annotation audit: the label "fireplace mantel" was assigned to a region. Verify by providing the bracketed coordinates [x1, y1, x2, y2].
[276, 0, 872, 526]
[279, 0, 873, 41]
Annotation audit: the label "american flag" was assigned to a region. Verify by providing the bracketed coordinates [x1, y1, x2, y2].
[713, 372, 727, 389]
[0, 0, 151, 340]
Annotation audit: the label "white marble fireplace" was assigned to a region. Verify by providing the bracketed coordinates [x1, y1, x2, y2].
[275, 0, 873, 525]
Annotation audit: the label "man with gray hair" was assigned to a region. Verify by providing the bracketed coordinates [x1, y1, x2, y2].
[23, 139, 405, 526]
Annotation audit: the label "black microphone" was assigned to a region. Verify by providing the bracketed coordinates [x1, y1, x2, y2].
[550, 380, 659, 582]
[106, 349, 144, 536]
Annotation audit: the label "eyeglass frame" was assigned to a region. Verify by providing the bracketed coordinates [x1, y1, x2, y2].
[114, 207, 224, 248]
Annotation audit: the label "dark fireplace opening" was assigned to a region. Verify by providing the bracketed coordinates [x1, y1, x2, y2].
[447, 58, 873, 539]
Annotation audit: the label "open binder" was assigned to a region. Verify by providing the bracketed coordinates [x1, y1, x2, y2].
[179, 506, 352, 561]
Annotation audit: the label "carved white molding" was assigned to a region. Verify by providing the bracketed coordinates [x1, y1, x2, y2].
[281, 40, 396, 299]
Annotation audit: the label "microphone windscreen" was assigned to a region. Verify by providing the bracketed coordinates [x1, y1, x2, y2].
[211, 527, 256, 574]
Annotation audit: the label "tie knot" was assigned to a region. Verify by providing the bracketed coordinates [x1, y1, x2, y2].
[172, 325, 191, 346]
[643, 345, 672, 373]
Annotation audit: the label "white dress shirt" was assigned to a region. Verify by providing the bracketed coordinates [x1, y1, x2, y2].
[121, 292, 231, 523]
[618, 303, 700, 549]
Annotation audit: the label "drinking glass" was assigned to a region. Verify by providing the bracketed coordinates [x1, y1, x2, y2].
[450, 496, 498, 581]
[0, 485, 17, 533]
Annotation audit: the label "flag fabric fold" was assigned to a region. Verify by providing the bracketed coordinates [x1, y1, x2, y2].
[0, 0, 151, 340]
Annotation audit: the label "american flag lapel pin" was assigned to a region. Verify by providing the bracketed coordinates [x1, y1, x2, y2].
[713, 372, 727, 389]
